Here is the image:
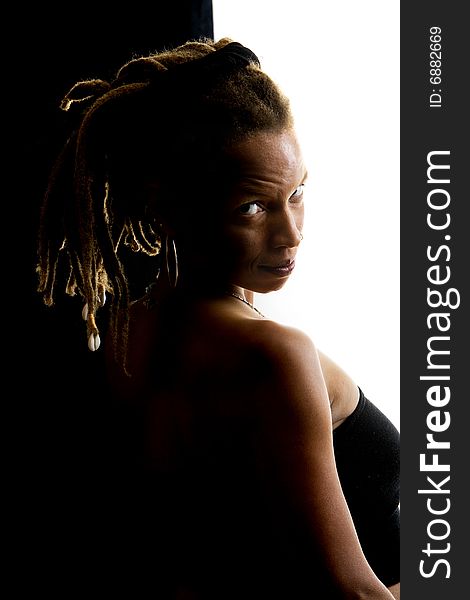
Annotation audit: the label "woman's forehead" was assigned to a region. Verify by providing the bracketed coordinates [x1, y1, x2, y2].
[226, 129, 306, 184]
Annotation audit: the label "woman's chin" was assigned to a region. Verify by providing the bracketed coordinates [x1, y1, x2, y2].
[244, 279, 290, 294]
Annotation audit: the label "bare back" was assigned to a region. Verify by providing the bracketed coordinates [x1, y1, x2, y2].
[104, 294, 396, 598]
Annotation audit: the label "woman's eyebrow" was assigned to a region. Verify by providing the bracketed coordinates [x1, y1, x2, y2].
[232, 168, 309, 199]
[235, 180, 275, 195]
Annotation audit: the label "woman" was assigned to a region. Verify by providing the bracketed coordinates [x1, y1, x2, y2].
[37, 38, 399, 598]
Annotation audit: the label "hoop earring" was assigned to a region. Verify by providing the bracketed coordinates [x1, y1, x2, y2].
[165, 235, 179, 288]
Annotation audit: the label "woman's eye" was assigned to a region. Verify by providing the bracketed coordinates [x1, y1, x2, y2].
[238, 202, 263, 216]
[290, 184, 305, 202]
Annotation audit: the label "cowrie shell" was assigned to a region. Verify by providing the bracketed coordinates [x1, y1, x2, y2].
[82, 303, 88, 321]
[88, 332, 101, 352]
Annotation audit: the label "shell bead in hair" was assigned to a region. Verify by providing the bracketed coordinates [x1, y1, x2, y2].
[88, 332, 101, 352]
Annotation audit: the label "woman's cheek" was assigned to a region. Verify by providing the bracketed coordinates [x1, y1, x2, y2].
[224, 228, 259, 263]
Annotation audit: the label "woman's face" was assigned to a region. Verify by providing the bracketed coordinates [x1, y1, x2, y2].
[219, 128, 307, 294]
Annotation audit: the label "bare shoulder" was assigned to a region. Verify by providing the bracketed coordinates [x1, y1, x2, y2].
[220, 316, 322, 380]
[238, 318, 317, 357]
[231, 319, 332, 423]
[187, 298, 319, 367]
[231, 320, 358, 428]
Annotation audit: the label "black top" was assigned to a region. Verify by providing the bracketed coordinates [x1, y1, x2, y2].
[333, 388, 400, 587]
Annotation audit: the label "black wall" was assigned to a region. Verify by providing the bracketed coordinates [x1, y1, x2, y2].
[13, 4, 213, 594]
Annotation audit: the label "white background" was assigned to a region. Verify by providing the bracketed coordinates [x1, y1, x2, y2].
[213, 0, 400, 428]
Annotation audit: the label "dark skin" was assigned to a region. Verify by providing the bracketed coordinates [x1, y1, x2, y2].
[107, 129, 399, 599]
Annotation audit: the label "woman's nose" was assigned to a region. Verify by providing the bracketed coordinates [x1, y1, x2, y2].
[272, 208, 303, 248]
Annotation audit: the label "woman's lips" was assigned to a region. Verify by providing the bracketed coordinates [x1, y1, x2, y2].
[259, 260, 296, 276]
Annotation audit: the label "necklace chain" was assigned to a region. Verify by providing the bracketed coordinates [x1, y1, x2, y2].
[144, 283, 264, 318]
[226, 291, 264, 317]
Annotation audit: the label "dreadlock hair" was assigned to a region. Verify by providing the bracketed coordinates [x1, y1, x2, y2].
[36, 37, 293, 371]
